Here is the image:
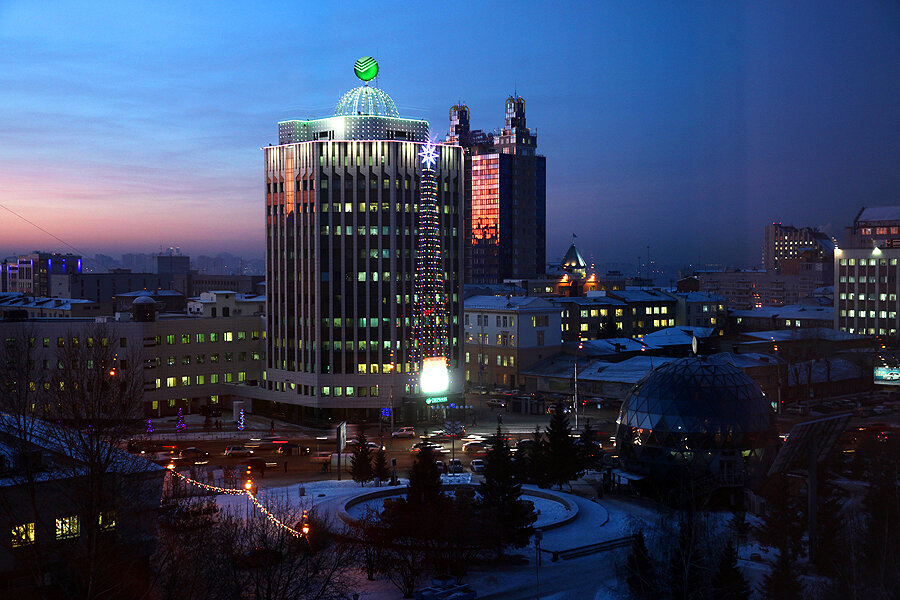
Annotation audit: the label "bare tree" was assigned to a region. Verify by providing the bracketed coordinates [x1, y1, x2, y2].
[0, 323, 157, 599]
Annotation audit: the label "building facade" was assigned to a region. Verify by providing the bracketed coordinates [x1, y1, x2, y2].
[835, 247, 900, 336]
[463, 295, 562, 389]
[763, 223, 834, 271]
[450, 96, 546, 284]
[264, 67, 464, 421]
[844, 206, 900, 249]
[5, 253, 82, 297]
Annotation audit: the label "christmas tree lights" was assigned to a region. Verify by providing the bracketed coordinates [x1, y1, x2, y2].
[176, 408, 185, 433]
[414, 141, 449, 394]
[146, 418, 154, 434]
[237, 408, 245, 431]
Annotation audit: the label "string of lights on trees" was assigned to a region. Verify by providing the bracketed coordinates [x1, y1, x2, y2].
[414, 141, 450, 395]
[167, 468, 308, 539]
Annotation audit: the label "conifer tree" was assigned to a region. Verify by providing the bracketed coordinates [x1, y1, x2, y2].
[711, 543, 750, 600]
[527, 426, 552, 488]
[625, 530, 655, 600]
[545, 403, 579, 489]
[372, 446, 390, 483]
[480, 424, 536, 557]
[759, 547, 803, 600]
[578, 422, 600, 471]
[406, 445, 442, 507]
[350, 431, 373, 485]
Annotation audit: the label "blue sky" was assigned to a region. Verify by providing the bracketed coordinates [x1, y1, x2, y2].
[1, 1, 898, 268]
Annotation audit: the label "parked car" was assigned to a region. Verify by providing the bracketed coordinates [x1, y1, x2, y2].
[470, 386, 489, 395]
[448, 458, 464, 474]
[344, 440, 384, 452]
[486, 399, 508, 409]
[470, 459, 486, 473]
[224, 446, 253, 457]
[546, 403, 572, 414]
[392, 426, 416, 438]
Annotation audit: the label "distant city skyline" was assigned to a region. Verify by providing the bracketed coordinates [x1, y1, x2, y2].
[1, 1, 898, 267]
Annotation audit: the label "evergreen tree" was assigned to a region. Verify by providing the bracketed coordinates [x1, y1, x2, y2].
[407, 445, 442, 507]
[759, 547, 803, 600]
[372, 447, 390, 483]
[577, 422, 600, 471]
[711, 544, 750, 600]
[480, 424, 536, 557]
[527, 426, 552, 488]
[625, 530, 655, 600]
[350, 431, 373, 485]
[755, 474, 804, 560]
[545, 403, 579, 489]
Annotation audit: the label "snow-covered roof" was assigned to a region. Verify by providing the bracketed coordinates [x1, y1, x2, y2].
[116, 289, 182, 297]
[574, 338, 649, 355]
[609, 290, 675, 303]
[548, 296, 626, 307]
[740, 328, 864, 343]
[639, 326, 717, 347]
[464, 295, 557, 311]
[856, 206, 900, 222]
[0, 293, 95, 310]
[730, 305, 834, 321]
[673, 291, 727, 303]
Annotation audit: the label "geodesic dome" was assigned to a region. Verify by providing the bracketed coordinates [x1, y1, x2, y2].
[615, 357, 777, 482]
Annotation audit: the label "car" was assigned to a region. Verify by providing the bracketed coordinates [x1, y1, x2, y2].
[470, 386, 489, 395]
[435, 460, 445, 471]
[486, 399, 508, 409]
[411, 441, 441, 453]
[883, 371, 900, 381]
[392, 426, 416, 438]
[309, 451, 332, 463]
[470, 459, 486, 473]
[344, 440, 384, 452]
[179, 447, 209, 464]
[463, 441, 486, 454]
[276, 443, 302, 455]
[427, 427, 466, 440]
[224, 445, 253, 457]
[448, 458, 464, 474]
[546, 403, 572, 414]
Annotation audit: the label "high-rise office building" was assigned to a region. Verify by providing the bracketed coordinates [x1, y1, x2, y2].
[449, 95, 546, 284]
[5, 252, 82, 297]
[264, 60, 464, 421]
[763, 223, 833, 271]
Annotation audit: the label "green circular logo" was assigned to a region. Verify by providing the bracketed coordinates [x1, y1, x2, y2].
[354, 56, 378, 82]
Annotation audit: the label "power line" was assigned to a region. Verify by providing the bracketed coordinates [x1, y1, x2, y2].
[0, 202, 88, 256]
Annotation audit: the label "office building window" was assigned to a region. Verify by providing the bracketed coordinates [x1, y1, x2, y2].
[56, 516, 80, 540]
[11, 522, 35, 547]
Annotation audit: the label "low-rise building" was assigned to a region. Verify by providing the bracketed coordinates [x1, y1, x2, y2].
[730, 304, 834, 331]
[187, 291, 266, 318]
[463, 295, 562, 389]
[0, 303, 265, 418]
[672, 291, 727, 328]
[0, 293, 108, 318]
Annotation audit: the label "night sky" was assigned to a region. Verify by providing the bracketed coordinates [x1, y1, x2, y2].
[1, 1, 898, 269]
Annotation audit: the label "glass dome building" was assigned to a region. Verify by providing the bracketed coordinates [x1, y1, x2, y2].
[615, 357, 778, 488]
[334, 85, 400, 117]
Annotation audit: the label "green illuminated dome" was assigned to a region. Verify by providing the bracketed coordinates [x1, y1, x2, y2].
[334, 85, 399, 118]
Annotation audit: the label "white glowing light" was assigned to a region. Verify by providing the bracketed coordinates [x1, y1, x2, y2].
[418, 142, 438, 169]
[420, 356, 449, 394]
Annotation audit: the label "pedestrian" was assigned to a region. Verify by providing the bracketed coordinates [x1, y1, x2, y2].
[270, 419, 276, 434]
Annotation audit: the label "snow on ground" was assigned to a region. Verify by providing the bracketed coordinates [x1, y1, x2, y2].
[204, 479, 678, 599]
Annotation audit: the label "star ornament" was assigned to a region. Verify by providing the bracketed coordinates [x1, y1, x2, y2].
[418, 142, 439, 169]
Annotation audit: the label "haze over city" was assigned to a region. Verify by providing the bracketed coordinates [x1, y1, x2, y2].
[2, 1, 898, 267]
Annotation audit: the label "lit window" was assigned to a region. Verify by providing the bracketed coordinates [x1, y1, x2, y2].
[11, 522, 35, 547]
[99, 511, 116, 531]
[224, 332, 233, 342]
[56, 516, 80, 540]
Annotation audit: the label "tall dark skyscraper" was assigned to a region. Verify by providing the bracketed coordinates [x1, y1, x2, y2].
[264, 60, 464, 421]
[449, 95, 546, 284]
